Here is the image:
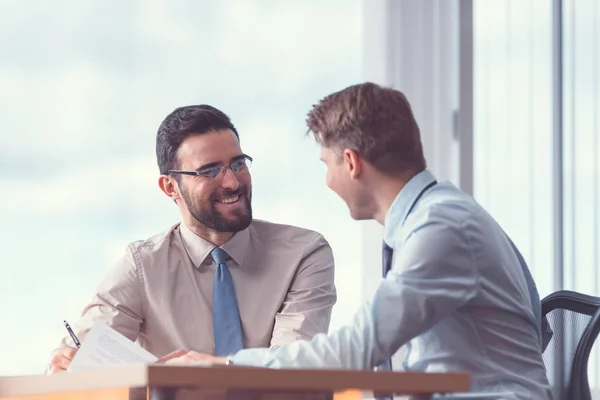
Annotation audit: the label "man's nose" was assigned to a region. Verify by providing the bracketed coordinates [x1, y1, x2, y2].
[220, 167, 240, 190]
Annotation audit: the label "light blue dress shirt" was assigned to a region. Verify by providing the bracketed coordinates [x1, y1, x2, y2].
[232, 170, 552, 400]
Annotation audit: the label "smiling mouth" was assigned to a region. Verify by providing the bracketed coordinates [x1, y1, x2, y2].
[218, 194, 240, 204]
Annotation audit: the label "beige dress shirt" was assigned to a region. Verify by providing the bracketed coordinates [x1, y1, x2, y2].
[57, 219, 336, 358]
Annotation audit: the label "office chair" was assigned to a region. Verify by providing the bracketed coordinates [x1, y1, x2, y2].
[436, 290, 600, 400]
[541, 289, 600, 400]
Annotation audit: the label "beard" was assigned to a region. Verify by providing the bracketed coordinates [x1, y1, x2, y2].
[181, 184, 253, 233]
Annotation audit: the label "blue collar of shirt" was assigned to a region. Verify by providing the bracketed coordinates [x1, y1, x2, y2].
[383, 169, 437, 247]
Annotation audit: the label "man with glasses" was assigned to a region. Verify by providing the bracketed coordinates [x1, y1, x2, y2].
[47, 105, 337, 373]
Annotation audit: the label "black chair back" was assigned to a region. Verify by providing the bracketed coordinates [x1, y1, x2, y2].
[541, 290, 600, 400]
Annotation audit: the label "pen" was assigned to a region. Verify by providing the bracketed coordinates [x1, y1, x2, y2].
[63, 320, 81, 349]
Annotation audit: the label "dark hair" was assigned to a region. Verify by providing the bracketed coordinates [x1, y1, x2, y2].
[156, 105, 239, 175]
[306, 82, 426, 175]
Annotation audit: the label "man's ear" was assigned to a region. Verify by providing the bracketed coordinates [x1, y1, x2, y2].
[158, 175, 180, 201]
[343, 149, 362, 180]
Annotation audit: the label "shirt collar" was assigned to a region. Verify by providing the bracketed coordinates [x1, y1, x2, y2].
[179, 222, 250, 268]
[383, 169, 437, 248]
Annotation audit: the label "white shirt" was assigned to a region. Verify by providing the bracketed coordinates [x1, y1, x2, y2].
[231, 170, 552, 400]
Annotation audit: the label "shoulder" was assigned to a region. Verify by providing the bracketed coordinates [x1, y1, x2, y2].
[248, 220, 333, 264]
[94, 224, 182, 290]
[249, 219, 329, 247]
[390, 182, 491, 250]
[412, 183, 486, 228]
[125, 223, 181, 257]
[249, 220, 334, 279]
[389, 185, 487, 273]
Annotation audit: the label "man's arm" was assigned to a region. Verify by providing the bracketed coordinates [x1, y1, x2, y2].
[269, 234, 337, 348]
[48, 245, 144, 372]
[233, 214, 479, 369]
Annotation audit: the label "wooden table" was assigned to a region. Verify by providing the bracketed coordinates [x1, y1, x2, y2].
[0, 364, 469, 399]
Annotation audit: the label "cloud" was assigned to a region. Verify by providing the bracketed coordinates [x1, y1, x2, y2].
[0, 156, 162, 218]
[0, 63, 134, 162]
[215, 1, 362, 92]
[0, 0, 362, 177]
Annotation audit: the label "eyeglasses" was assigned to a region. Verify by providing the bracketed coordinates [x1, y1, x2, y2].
[169, 155, 253, 179]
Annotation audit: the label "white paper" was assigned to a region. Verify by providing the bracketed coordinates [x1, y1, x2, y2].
[69, 321, 158, 371]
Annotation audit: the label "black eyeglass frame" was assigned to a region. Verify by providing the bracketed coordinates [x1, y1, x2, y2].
[168, 154, 253, 179]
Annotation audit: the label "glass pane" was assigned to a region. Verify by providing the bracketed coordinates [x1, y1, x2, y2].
[562, 0, 600, 295]
[473, 0, 554, 297]
[562, 0, 600, 390]
[0, 0, 362, 375]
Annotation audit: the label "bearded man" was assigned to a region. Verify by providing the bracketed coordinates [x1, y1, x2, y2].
[47, 105, 336, 373]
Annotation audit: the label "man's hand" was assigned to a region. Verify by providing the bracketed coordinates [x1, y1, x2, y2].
[157, 350, 227, 366]
[47, 345, 78, 374]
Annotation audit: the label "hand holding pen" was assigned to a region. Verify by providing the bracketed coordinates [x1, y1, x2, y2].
[46, 320, 80, 374]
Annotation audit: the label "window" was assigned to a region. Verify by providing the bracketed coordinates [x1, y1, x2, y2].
[474, 0, 600, 392]
[562, 0, 599, 304]
[473, 0, 554, 297]
[0, 1, 362, 375]
[562, 0, 600, 391]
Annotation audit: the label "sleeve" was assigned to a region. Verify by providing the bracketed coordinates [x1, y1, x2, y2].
[233, 215, 480, 369]
[57, 244, 145, 348]
[269, 234, 337, 348]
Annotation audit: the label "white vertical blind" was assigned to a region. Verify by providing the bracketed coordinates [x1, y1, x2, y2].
[475, 0, 599, 393]
[562, 0, 600, 301]
[562, 0, 600, 391]
[473, 0, 554, 297]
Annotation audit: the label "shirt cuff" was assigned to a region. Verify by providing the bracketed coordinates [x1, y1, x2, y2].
[230, 347, 275, 367]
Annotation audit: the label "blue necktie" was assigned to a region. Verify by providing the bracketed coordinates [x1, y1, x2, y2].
[211, 247, 244, 356]
[377, 242, 394, 371]
[373, 242, 394, 400]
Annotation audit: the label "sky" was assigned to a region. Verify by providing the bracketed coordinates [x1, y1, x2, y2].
[0, 0, 362, 375]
